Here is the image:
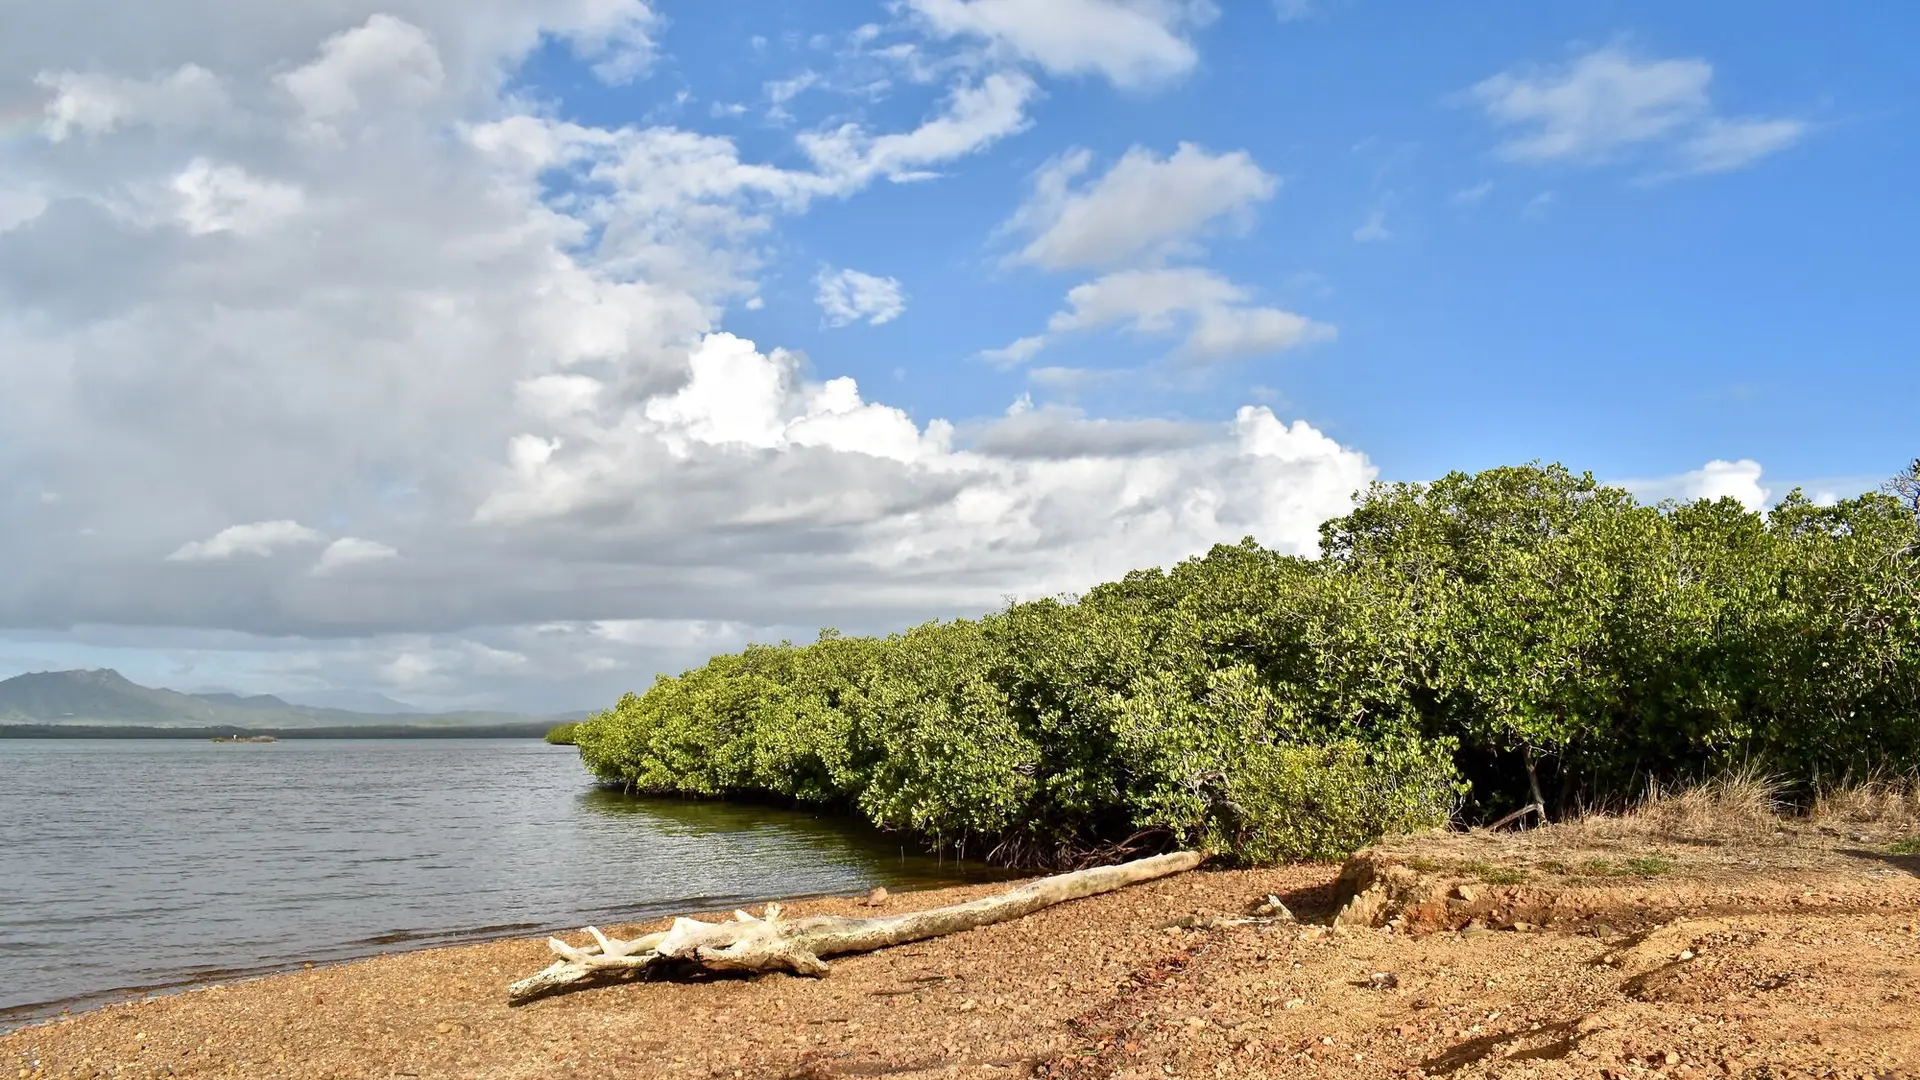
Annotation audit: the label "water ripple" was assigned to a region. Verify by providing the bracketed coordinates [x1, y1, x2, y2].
[1, 739, 998, 1027]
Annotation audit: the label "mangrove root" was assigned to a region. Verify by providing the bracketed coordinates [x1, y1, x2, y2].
[507, 849, 1204, 1002]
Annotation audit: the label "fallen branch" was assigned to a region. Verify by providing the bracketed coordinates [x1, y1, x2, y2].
[508, 850, 1204, 1002]
[1487, 802, 1545, 832]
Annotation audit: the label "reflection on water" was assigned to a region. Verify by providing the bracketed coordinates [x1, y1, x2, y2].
[0, 740, 999, 1028]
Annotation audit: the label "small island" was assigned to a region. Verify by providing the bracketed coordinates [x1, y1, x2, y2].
[209, 734, 276, 744]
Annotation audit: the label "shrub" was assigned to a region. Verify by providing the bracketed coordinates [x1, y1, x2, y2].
[564, 459, 1920, 867]
[1213, 737, 1464, 864]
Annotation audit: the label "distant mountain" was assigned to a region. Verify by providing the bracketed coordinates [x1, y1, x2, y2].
[273, 689, 425, 714]
[190, 691, 294, 709]
[0, 668, 566, 730]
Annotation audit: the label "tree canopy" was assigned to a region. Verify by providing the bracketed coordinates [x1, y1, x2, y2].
[569, 462, 1920, 867]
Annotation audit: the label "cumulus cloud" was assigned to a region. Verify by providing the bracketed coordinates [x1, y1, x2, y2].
[167, 522, 325, 562]
[815, 267, 907, 326]
[970, 405, 1212, 459]
[1352, 208, 1390, 242]
[314, 538, 400, 575]
[1675, 459, 1771, 510]
[988, 268, 1333, 364]
[1002, 143, 1276, 270]
[1621, 459, 1771, 511]
[1468, 46, 1806, 177]
[903, 0, 1217, 89]
[0, 0, 1372, 710]
[478, 329, 1374, 596]
[169, 159, 305, 236]
[280, 14, 448, 121]
[36, 64, 232, 144]
[987, 144, 1310, 373]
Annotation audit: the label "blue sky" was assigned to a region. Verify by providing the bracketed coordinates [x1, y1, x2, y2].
[559, 0, 1913, 490]
[0, 0, 1912, 709]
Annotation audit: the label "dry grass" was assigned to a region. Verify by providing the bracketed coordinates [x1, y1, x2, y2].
[1809, 773, 1920, 835]
[1562, 767, 1786, 844]
[1467, 771, 1920, 869]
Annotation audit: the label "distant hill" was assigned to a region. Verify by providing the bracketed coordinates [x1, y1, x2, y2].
[275, 689, 425, 714]
[0, 668, 576, 730]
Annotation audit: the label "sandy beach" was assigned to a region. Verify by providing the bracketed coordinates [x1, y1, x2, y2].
[8, 820, 1920, 1080]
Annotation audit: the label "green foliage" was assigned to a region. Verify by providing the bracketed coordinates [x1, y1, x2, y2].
[569, 459, 1920, 867]
[1215, 737, 1463, 864]
[543, 722, 581, 745]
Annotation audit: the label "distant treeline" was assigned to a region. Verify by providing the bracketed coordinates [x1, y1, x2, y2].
[570, 461, 1920, 868]
[0, 723, 554, 740]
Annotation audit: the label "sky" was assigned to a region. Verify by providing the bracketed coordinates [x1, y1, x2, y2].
[0, 1, 1912, 712]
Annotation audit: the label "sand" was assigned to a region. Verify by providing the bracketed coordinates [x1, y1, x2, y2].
[7, 824, 1920, 1079]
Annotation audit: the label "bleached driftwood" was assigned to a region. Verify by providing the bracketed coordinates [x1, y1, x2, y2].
[508, 850, 1203, 1002]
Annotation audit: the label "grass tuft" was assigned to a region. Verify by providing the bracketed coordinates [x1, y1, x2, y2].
[1812, 775, 1920, 833]
[1463, 861, 1527, 885]
[1621, 855, 1675, 877]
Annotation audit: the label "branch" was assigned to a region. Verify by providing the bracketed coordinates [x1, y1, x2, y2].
[508, 850, 1204, 1002]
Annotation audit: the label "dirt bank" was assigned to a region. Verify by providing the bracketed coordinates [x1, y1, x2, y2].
[7, 819, 1919, 1079]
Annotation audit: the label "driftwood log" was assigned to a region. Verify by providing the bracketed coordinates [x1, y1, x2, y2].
[508, 850, 1203, 1002]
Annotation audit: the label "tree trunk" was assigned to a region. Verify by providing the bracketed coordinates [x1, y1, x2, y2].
[1524, 747, 1549, 824]
[508, 850, 1203, 1003]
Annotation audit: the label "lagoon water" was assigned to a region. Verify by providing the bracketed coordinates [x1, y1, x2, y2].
[0, 739, 993, 1026]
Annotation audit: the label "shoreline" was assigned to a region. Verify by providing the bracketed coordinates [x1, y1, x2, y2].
[7, 828, 1919, 1078]
[1, 876, 1021, 1035]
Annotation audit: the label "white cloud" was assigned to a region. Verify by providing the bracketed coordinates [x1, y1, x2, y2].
[766, 70, 822, 105]
[980, 334, 1049, 367]
[279, 14, 448, 122]
[798, 71, 1037, 188]
[170, 159, 305, 236]
[314, 538, 400, 575]
[560, 0, 661, 84]
[481, 329, 1375, 592]
[1272, 0, 1314, 21]
[1453, 180, 1493, 204]
[1468, 46, 1805, 176]
[1674, 116, 1810, 176]
[995, 267, 1333, 363]
[1622, 459, 1771, 511]
[0, 189, 48, 234]
[1003, 143, 1276, 269]
[1352, 208, 1390, 242]
[1185, 304, 1329, 360]
[1026, 365, 1125, 392]
[37, 64, 230, 143]
[0, 0, 1372, 711]
[168, 522, 325, 562]
[904, 0, 1217, 89]
[815, 266, 907, 327]
[1678, 459, 1770, 510]
[1049, 266, 1242, 333]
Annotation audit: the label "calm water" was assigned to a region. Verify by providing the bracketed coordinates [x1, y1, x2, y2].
[0, 739, 996, 1026]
